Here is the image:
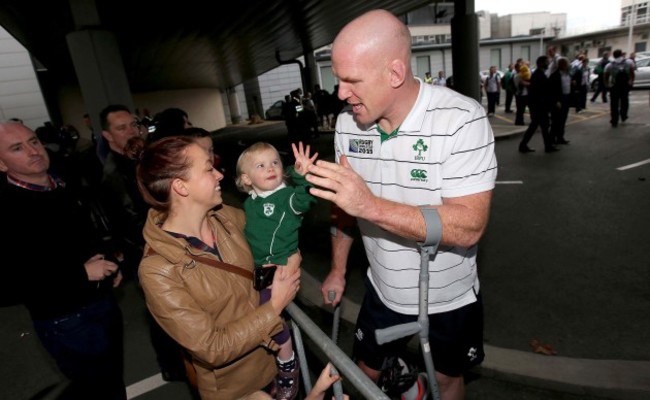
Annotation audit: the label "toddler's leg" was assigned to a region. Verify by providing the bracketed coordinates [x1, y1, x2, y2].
[276, 343, 300, 400]
[261, 287, 300, 399]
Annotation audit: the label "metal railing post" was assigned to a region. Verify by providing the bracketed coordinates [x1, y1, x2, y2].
[328, 291, 344, 400]
[285, 303, 390, 400]
[291, 318, 313, 394]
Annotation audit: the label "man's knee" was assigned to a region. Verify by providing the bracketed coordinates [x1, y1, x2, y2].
[358, 360, 381, 383]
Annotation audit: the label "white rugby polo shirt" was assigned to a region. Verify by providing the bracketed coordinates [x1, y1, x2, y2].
[334, 78, 498, 315]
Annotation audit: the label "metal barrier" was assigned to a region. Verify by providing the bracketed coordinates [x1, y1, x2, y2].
[285, 303, 390, 400]
[328, 291, 345, 400]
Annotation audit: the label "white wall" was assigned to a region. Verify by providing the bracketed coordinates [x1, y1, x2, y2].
[56, 85, 229, 149]
[258, 63, 303, 113]
[510, 12, 567, 37]
[133, 89, 226, 131]
[0, 26, 49, 130]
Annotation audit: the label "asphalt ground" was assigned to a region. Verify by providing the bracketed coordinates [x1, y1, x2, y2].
[1, 90, 648, 400]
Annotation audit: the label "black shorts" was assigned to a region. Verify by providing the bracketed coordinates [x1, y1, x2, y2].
[352, 278, 484, 377]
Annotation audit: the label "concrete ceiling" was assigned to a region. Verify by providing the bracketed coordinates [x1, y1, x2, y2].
[0, 0, 435, 92]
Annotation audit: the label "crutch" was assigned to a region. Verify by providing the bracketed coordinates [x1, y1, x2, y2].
[375, 208, 442, 400]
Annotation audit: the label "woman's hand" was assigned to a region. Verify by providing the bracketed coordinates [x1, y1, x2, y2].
[269, 253, 301, 314]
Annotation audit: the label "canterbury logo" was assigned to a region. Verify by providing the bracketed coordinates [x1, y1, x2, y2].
[410, 169, 428, 179]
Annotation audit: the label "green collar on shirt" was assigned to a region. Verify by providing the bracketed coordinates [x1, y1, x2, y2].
[377, 124, 400, 143]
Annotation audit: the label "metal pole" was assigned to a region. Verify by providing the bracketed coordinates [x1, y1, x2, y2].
[328, 291, 344, 400]
[285, 303, 390, 400]
[374, 244, 441, 400]
[628, 1, 636, 52]
[417, 246, 440, 400]
[291, 319, 313, 394]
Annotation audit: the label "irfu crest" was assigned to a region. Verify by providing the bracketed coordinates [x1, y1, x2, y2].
[413, 139, 429, 161]
[412, 139, 428, 157]
[263, 203, 275, 217]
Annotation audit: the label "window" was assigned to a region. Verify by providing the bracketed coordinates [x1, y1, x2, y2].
[490, 49, 502, 70]
[520, 46, 530, 63]
[416, 56, 431, 80]
[319, 66, 336, 93]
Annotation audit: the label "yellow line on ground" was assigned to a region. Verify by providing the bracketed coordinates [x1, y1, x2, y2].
[492, 114, 512, 123]
[566, 111, 608, 125]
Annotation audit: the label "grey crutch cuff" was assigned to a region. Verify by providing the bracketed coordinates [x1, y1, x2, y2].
[418, 207, 442, 247]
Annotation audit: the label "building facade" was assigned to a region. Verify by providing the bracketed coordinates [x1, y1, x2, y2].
[0, 26, 49, 130]
[2, 3, 649, 141]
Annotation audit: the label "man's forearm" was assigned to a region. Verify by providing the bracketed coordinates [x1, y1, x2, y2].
[362, 190, 493, 248]
[362, 197, 426, 242]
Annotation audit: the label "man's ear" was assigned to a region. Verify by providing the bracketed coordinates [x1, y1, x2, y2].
[389, 59, 407, 88]
[171, 178, 189, 197]
[101, 130, 111, 142]
[0, 160, 7, 172]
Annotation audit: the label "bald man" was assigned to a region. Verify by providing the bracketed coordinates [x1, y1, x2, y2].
[0, 121, 126, 399]
[306, 9, 497, 400]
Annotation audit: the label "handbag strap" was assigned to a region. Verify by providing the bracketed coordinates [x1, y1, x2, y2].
[187, 254, 253, 281]
[145, 247, 253, 281]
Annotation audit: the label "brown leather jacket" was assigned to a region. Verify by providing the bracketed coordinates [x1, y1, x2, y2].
[139, 206, 283, 399]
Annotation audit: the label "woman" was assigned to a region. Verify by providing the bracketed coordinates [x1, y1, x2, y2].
[134, 136, 301, 399]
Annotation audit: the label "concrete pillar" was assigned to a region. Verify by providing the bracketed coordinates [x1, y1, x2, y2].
[242, 78, 262, 120]
[451, 0, 480, 101]
[66, 0, 133, 135]
[304, 50, 318, 93]
[228, 89, 242, 124]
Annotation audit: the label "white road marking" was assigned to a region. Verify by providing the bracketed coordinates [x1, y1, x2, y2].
[617, 159, 650, 171]
[126, 373, 168, 399]
[496, 180, 523, 184]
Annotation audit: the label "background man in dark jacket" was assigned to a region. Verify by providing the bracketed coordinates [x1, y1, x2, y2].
[519, 56, 558, 153]
[0, 121, 126, 399]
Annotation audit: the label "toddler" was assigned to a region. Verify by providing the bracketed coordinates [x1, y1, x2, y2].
[235, 141, 317, 400]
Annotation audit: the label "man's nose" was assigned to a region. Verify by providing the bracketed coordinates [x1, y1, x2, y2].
[27, 143, 41, 154]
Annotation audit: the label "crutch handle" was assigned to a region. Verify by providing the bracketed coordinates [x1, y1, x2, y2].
[375, 322, 422, 345]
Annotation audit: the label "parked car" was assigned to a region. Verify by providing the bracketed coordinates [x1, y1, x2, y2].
[633, 56, 650, 89]
[265, 99, 285, 120]
[587, 56, 650, 90]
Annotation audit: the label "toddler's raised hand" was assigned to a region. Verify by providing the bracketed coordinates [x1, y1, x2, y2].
[292, 141, 318, 176]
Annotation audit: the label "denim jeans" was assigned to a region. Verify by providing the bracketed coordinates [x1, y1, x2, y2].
[33, 296, 126, 400]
